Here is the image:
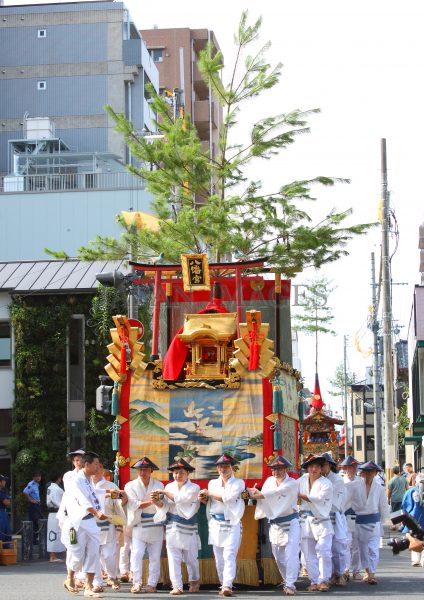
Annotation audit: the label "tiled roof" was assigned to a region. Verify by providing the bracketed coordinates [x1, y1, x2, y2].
[0, 260, 127, 294]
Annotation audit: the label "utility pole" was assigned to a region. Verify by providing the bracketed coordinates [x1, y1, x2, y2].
[381, 138, 396, 474]
[371, 251, 382, 465]
[343, 335, 349, 456]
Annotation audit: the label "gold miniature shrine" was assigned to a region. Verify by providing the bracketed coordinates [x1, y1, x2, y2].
[177, 312, 237, 380]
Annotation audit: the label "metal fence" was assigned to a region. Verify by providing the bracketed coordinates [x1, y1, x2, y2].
[0, 171, 145, 193]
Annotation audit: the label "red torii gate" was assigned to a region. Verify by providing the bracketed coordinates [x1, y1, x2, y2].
[129, 257, 278, 356]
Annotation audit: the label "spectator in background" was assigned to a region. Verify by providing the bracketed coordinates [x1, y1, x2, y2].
[23, 470, 42, 544]
[388, 466, 408, 527]
[404, 463, 417, 487]
[46, 473, 65, 562]
[0, 474, 12, 546]
[401, 472, 424, 567]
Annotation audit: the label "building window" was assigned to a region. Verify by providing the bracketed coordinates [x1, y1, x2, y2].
[355, 397, 362, 415]
[150, 48, 163, 63]
[38, 29, 46, 38]
[37, 81, 46, 91]
[356, 435, 363, 451]
[0, 322, 11, 367]
[366, 435, 375, 451]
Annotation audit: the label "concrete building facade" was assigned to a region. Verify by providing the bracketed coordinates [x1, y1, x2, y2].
[0, 0, 159, 173]
[0, 1, 159, 261]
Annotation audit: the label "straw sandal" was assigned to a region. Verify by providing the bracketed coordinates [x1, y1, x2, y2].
[63, 580, 79, 594]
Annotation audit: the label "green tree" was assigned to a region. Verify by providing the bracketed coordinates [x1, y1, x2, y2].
[397, 399, 410, 448]
[78, 11, 373, 275]
[293, 276, 336, 372]
[327, 362, 356, 397]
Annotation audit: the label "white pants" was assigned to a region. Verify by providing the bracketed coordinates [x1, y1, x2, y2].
[272, 541, 300, 589]
[131, 537, 163, 587]
[344, 529, 361, 573]
[212, 524, 240, 590]
[270, 518, 300, 589]
[65, 519, 100, 575]
[118, 527, 132, 575]
[167, 536, 199, 591]
[411, 550, 424, 566]
[332, 536, 348, 576]
[94, 528, 117, 586]
[301, 534, 333, 584]
[358, 534, 380, 574]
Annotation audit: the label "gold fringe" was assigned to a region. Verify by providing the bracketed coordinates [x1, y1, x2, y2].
[140, 557, 258, 586]
[199, 558, 220, 584]
[235, 559, 259, 587]
[261, 557, 281, 585]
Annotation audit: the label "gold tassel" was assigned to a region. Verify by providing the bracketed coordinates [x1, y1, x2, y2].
[261, 557, 281, 585]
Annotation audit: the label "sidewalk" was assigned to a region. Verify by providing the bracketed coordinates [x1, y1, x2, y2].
[1, 526, 423, 600]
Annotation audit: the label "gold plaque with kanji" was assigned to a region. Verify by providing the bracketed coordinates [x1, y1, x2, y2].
[181, 253, 210, 292]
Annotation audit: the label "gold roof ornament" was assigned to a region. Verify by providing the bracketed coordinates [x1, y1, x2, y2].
[177, 313, 238, 342]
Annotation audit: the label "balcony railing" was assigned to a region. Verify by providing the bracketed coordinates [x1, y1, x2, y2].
[0, 171, 145, 194]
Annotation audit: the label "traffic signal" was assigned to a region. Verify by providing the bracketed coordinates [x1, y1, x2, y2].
[96, 376, 113, 413]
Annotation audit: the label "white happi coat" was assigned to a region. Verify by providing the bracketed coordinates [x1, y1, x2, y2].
[298, 474, 333, 540]
[326, 471, 348, 540]
[154, 479, 201, 551]
[94, 478, 127, 545]
[207, 475, 245, 547]
[63, 468, 81, 492]
[350, 477, 390, 541]
[125, 477, 164, 542]
[343, 474, 360, 532]
[47, 482, 65, 553]
[254, 474, 299, 546]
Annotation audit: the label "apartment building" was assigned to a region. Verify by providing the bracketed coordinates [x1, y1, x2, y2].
[0, 1, 158, 260]
[140, 27, 223, 160]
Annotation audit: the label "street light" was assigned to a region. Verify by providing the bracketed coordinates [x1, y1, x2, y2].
[95, 269, 139, 320]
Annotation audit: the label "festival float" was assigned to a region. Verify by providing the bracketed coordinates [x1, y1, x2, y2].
[302, 374, 346, 461]
[101, 254, 303, 586]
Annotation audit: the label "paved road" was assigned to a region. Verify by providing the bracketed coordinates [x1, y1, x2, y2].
[1, 543, 423, 600]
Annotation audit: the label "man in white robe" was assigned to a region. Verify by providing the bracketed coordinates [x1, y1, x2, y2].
[349, 460, 390, 585]
[298, 454, 333, 592]
[59, 451, 107, 598]
[247, 455, 300, 596]
[46, 474, 65, 562]
[92, 461, 127, 592]
[321, 453, 348, 586]
[199, 453, 245, 597]
[124, 456, 165, 594]
[61, 448, 86, 588]
[340, 455, 362, 580]
[152, 458, 201, 595]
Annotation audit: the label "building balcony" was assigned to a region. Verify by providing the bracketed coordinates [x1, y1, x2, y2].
[0, 171, 145, 194]
[194, 100, 219, 140]
[193, 63, 209, 100]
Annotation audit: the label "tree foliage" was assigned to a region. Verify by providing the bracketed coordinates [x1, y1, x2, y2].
[397, 399, 410, 448]
[293, 276, 336, 371]
[79, 10, 373, 275]
[327, 362, 356, 397]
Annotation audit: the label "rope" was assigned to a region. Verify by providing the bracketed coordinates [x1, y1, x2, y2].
[0, 523, 45, 537]
[0, 524, 23, 536]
